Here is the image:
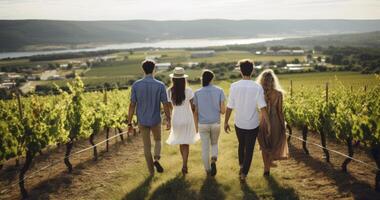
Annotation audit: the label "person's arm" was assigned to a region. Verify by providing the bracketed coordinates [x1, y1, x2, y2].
[220, 100, 226, 115]
[224, 107, 232, 133]
[190, 99, 198, 133]
[260, 107, 271, 135]
[224, 87, 234, 133]
[127, 102, 136, 132]
[128, 85, 137, 132]
[194, 107, 199, 133]
[257, 86, 270, 135]
[220, 90, 226, 114]
[163, 102, 171, 130]
[277, 93, 285, 131]
[160, 85, 171, 130]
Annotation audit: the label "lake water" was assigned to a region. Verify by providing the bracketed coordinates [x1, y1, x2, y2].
[0, 37, 285, 59]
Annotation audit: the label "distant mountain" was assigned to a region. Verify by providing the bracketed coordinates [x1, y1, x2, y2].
[1, 19, 380, 51]
[261, 31, 380, 48]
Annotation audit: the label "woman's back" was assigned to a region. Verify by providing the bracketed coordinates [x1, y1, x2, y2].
[167, 87, 199, 145]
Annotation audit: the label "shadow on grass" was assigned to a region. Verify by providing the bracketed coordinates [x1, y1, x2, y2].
[289, 143, 379, 200]
[0, 165, 19, 185]
[200, 176, 225, 200]
[122, 175, 153, 200]
[240, 182, 259, 200]
[264, 175, 299, 200]
[26, 140, 129, 199]
[149, 174, 198, 200]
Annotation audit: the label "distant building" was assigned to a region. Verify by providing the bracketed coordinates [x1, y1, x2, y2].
[0, 72, 7, 79]
[255, 51, 262, 55]
[263, 50, 275, 55]
[48, 75, 63, 80]
[27, 75, 39, 81]
[100, 56, 118, 62]
[191, 51, 215, 58]
[156, 63, 171, 71]
[80, 63, 88, 68]
[60, 64, 69, 69]
[285, 64, 303, 71]
[292, 50, 305, 55]
[286, 64, 303, 68]
[277, 50, 292, 55]
[7, 74, 22, 80]
[187, 62, 199, 68]
[0, 82, 16, 89]
[145, 55, 162, 61]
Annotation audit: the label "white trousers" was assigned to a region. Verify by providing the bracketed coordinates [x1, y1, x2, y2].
[199, 123, 221, 171]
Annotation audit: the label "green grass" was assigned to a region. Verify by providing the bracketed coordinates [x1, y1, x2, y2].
[85, 50, 306, 78]
[276, 71, 377, 92]
[92, 114, 299, 200]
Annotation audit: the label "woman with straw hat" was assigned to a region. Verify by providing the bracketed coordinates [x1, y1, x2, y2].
[166, 67, 200, 174]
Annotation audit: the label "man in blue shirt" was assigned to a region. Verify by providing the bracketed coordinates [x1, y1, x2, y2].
[193, 70, 226, 176]
[127, 59, 171, 175]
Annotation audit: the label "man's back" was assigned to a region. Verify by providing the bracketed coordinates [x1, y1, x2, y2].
[194, 85, 225, 124]
[227, 80, 266, 130]
[131, 76, 168, 126]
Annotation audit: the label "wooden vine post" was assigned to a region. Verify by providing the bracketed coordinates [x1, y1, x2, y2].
[287, 80, 293, 142]
[103, 88, 110, 152]
[302, 125, 309, 155]
[320, 82, 330, 162]
[16, 90, 33, 198]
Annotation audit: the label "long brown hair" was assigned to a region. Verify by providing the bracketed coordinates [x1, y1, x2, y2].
[256, 69, 284, 103]
[170, 78, 186, 106]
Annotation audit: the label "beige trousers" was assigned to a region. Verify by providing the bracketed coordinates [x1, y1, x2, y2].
[139, 123, 161, 174]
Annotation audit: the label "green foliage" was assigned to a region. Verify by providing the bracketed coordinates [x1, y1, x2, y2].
[284, 76, 380, 148]
[0, 75, 131, 164]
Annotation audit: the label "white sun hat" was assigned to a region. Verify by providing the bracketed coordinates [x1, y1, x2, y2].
[169, 67, 189, 78]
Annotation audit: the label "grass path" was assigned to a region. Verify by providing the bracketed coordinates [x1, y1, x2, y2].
[94, 126, 299, 200]
[1, 123, 377, 199]
[90, 126, 378, 200]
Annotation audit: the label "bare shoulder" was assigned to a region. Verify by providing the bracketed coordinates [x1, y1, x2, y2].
[275, 90, 283, 99]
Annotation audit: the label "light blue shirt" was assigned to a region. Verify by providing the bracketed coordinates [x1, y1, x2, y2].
[194, 85, 225, 124]
[131, 75, 168, 127]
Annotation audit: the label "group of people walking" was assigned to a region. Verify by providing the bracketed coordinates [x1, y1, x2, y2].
[127, 59, 289, 182]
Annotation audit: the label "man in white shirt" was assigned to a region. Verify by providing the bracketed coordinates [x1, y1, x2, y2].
[224, 59, 270, 182]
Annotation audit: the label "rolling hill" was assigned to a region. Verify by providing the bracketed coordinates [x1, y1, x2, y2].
[1, 19, 380, 51]
[261, 31, 380, 48]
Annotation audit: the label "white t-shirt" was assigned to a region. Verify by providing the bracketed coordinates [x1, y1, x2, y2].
[227, 80, 267, 130]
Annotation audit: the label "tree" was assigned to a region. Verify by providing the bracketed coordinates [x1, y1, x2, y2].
[331, 54, 344, 65]
[325, 57, 331, 63]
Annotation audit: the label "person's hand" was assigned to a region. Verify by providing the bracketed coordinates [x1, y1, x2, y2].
[128, 124, 134, 134]
[166, 120, 171, 130]
[224, 123, 231, 133]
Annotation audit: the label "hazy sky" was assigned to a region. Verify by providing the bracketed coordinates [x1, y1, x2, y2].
[0, 0, 379, 20]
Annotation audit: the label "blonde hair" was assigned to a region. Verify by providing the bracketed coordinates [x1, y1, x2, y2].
[256, 69, 284, 102]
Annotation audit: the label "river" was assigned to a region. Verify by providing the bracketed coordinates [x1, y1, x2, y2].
[0, 37, 286, 59]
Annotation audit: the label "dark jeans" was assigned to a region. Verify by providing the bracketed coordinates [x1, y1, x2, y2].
[235, 125, 259, 176]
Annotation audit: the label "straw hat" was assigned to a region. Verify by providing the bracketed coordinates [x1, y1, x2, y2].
[169, 67, 189, 78]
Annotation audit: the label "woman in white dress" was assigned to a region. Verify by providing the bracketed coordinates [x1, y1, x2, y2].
[166, 67, 200, 174]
